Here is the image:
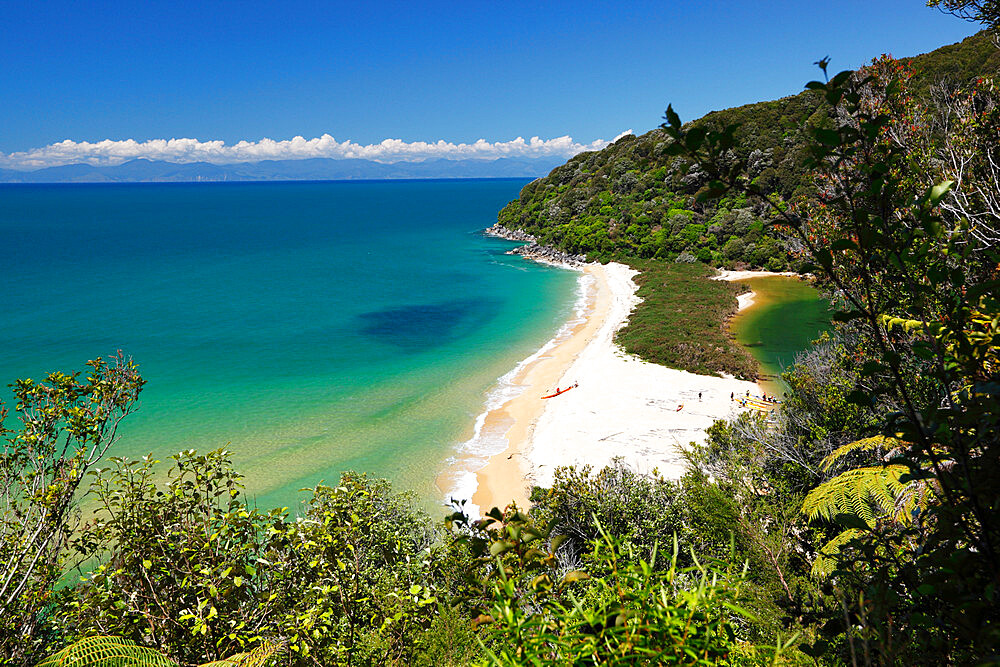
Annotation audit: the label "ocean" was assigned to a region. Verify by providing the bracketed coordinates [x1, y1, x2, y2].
[0, 180, 581, 513]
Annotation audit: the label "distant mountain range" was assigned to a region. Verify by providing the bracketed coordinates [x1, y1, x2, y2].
[0, 156, 567, 183]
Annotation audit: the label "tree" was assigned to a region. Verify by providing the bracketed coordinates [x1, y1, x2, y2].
[0, 353, 143, 664]
[659, 43, 1000, 661]
[447, 506, 778, 665]
[927, 0, 1000, 25]
[55, 453, 446, 666]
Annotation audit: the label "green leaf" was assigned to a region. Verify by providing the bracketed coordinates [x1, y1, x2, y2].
[813, 248, 833, 267]
[814, 128, 840, 147]
[847, 390, 872, 407]
[832, 310, 865, 322]
[490, 540, 513, 557]
[928, 180, 954, 206]
[685, 127, 708, 151]
[831, 238, 858, 252]
[831, 70, 853, 87]
[663, 142, 686, 156]
[967, 280, 1000, 300]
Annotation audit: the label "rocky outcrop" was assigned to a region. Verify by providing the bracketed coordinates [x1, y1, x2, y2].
[484, 224, 536, 243]
[485, 224, 587, 266]
[509, 242, 587, 267]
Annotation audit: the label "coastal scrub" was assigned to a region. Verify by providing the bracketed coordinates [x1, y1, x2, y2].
[614, 261, 758, 379]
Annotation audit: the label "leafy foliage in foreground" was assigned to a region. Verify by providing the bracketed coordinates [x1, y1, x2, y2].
[449, 506, 783, 665]
[53, 453, 444, 666]
[661, 25, 1000, 660]
[0, 354, 144, 664]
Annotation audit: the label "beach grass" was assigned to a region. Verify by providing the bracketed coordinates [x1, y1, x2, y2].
[614, 260, 758, 380]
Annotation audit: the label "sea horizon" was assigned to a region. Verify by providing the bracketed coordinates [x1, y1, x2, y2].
[0, 176, 541, 185]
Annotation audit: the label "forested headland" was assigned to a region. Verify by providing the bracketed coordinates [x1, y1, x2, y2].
[497, 30, 999, 269]
[496, 29, 1000, 381]
[2, 6, 999, 666]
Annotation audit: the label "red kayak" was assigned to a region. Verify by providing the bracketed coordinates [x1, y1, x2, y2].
[542, 386, 575, 399]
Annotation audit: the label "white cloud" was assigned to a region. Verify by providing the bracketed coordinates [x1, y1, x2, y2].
[0, 131, 634, 170]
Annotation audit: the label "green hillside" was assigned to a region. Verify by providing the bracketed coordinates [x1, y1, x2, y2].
[497, 30, 1000, 267]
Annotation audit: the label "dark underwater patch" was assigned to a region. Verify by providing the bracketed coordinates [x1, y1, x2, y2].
[358, 299, 498, 350]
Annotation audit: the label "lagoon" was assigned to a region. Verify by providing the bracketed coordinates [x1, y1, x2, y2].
[729, 275, 831, 395]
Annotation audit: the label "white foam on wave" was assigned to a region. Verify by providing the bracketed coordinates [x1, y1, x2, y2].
[444, 267, 595, 519]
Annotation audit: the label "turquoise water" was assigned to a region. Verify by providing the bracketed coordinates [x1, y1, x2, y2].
[0, 180, 579, 512]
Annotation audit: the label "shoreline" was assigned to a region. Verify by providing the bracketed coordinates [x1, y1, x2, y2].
[715, 267, 810, 335]
[713, 269, 801, 313]
[435, 256, 593, 516]
[449, 258, 761, 517]
[467, 263, 607, 514]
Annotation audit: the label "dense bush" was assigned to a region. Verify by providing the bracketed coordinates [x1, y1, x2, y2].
[51, 452, 456, 666]
[495, 30, 999, 269]
[612, 260, 758, 379]
[662, 36, 1000, 661]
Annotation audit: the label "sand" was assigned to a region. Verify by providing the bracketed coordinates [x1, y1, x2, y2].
[712, 269, 800, 312]
[713, 269, 799, 281]
[468, 262, 759, 516]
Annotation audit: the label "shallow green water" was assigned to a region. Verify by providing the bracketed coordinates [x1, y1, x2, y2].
[0, 180, 580, 513]
[729, 276, 831, 395]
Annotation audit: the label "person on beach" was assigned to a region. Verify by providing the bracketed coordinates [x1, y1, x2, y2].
[731, 392, 734, 401]
[698, 392, 702, 401]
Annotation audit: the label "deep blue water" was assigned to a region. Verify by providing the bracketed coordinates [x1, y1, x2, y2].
[0, 180, 579, 511]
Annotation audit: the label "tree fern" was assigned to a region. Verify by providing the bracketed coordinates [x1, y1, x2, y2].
[820, 435, 903, 471]
[35, 637, 177, 667]
[803, 435, 938, 578]
[802, 465, 909, 527]
[197, 641, 281, 667]
[810, 528, 865, 578]
[35, 637, 281, 667]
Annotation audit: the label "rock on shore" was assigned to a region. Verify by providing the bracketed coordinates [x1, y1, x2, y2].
[485, 224, 587, 266]
[484, 223, 536, 242]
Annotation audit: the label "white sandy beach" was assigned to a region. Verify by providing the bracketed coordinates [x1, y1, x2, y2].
[466, 262, 761, 515]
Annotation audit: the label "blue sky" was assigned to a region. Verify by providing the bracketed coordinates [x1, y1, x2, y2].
[0, 0, 979, 166]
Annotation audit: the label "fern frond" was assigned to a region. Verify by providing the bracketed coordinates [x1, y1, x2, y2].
[36, 636, 178, 667]
[802, 465, 908, 526]
[811, 529, 865, 578]
[821, 436, 904, 471]
[892, 476, 937, 526]
[37, 637, 282, 667]
[199, 640, 282, 667]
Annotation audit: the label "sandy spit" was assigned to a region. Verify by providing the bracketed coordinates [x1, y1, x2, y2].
[468, 262, 758, 516]
[713, 269, 800, 312]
